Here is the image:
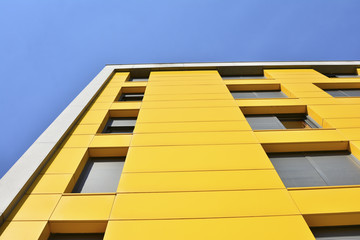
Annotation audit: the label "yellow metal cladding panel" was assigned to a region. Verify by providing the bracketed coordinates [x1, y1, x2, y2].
[150, 70, 219, 77]
[254, 129, 346, 144]
[27, 174, 74, 194]
[338, 128, 360, 140]
[309, 105, 360, 118]
[110, 102, 142, 110]
[104, 216, 315, 240]
[350, 141, 360, 160]
[147, 79, 223, 86]
[224, 79, 280, 86]
[50, 195, 115, 221]
[281, 83, 323, 92]
[141, 99, 237, 109]
[134, 121, 251, 133]
[62, 135, 94, 148]
[123, 144, 273, 172]
[137, 107, 245, 123]
[122, 81, 147, 87]
[72, 124, 100, 135]
[130, 131, 257, 146]
[110, 72, 129, 81]
[88, 102, 112, 111]
[143, 93, 234, 101]
[89, 134, 132, 148]
[117, 170, 284, 193]
[290, 188, 360, 215]
[78, 110, 108, 125]
[0, 221, 49, 240]
[98, 87, 120, 97]
[95, 95, 117, 103]
[323, 118, 360, 128]
[145, 85, 229, 95]
[8, 194, 61, 221]
[291, 91, 331, 98]
[110, 189, 299, 220]
[41, 148, 87, 174]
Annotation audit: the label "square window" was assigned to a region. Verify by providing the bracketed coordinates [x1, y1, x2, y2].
[118, 93, 144, 101]
[268, 151, 360, 188]
[72, 157, 125, 193]
[48, 233, 104, 240]
[102, 117, 137, 133]
[231, 90, 287, 99]
[245, 114, 320, 130]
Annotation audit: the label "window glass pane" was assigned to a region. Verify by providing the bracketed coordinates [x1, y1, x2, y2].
[129, 77, 148, 82]
[307, 152, 360, 186]
[343, 90, 360, 97]
[72, 158, 125, 193]
[119, 93, 144, 101]
[311, 225, 360, 239]
[245, 115, 285, 130]
[231, 92, 257, 99]
[325, 90, 348, 97]
[269, 153, 327, 188]
[280, 120, 312, 129]
[255, 91, 287, 98]
[48, 233, 104, 240]
[110, 118, 137, 127]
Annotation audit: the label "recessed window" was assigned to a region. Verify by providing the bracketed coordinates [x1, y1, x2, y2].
[325, 73, 360, 78]
[222, 75, 266, 80]
[118, 93, 144, 101]
[325, 89, 360, 97]
[102, 117, 137, 133]
[128, 77, 148, 82]
[72, 157, 125, 193]
[245, 114, 320, 130]
[268, 151, 360, 188]
[231, 90, 287, 99]
[311, 225, 360, 239]
[48, 233, 104, 240]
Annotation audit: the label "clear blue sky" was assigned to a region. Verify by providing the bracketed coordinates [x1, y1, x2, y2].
[0, 0, 360, 178]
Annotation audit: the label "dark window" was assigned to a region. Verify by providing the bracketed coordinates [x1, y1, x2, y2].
[325, 89, 360, 97]
[119, 93, 144, 101]
[128, 77, 148, 82]
[72, 157, 125, 193]
[222, 75, 265, 80]
[48, 233, 104, 240]
[245, 114, 320, 130]
[231, 90, 287, 99]
[268, 151, 360, 188]
[311, 225, 360, 239]
[325, 74, 360, 78]
[103, 117, 137, 133]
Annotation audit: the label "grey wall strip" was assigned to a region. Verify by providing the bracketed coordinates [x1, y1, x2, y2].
[0, 65, 116, 224]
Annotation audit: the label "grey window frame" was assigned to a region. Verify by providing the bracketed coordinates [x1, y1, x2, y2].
[231, 90, 287, 99]
[268, 151, 360, 188]
[118, 93, 144, 101]
[311, 225, 360, 239]
[72, 157, 125, 193]
[102, 117, 137, 134]
[325, 89, 360, 97]
[245, 114, 321, 130]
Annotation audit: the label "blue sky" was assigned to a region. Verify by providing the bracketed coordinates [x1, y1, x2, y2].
[0, 0, 360, 178]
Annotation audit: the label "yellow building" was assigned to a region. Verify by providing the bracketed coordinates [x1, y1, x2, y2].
[1, 61, 360, 239]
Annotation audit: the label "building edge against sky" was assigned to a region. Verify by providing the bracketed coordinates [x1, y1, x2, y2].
[1, 61, 360, 239]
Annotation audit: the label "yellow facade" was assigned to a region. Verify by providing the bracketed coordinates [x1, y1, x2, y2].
[2, 67, 360, 239]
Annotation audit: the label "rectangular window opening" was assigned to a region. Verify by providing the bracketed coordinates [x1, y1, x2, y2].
[311, 225, 360, 239]
[268, 151, 360, 188]
[48, 233, 104, 240]
[102, 117, 137, 134]
[231, 90, 287, 99]
[245, 114, 320, 130]
[72, 157, 125, 193]
[118, 93, 144, 101]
